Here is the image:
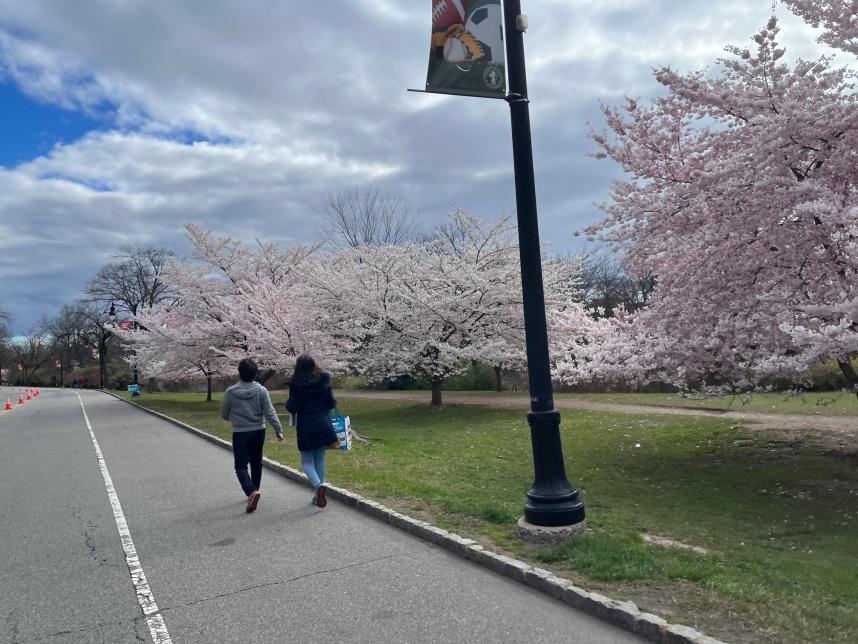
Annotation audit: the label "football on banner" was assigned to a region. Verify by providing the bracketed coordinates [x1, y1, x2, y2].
[433, 0, 468, 31]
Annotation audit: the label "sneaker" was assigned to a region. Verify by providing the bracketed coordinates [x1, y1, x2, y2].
[316, 485, 327, 508]
[246, 490, 261, 513]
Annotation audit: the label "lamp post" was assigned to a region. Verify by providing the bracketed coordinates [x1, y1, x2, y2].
[132, 319, 138, 385]
[100, 303, 116, 389]
[504, 1, 585, 531]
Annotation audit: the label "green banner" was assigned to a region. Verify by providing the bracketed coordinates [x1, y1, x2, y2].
[426, 0, 506, 99]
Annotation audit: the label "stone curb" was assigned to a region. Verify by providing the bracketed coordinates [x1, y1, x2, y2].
[105, 391, 726, 644]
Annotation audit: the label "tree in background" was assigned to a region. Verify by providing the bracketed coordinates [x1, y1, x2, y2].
[123, 307, 234, 401]
[41, 303, 94, 386]
[319, 187, 418, 249]
[9, 329, 52, 385]
[126, 225, 323, 392]
[308, 212, 589, 406]
[585, 8, 858, 394]
[86, 244, 175, 317]
[577, 253, 654, 318]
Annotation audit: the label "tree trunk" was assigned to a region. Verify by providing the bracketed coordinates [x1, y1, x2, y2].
[206, 376, 213, 402]
[494, 366, 503, 392]
[431, 377, 443, 408]
[258, 368, 276, 385]
[836, 358, 858, 399]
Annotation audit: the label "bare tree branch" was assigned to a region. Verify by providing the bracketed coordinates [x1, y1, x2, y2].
[318, 188, 418, 249]
[86, 245, 176, 316]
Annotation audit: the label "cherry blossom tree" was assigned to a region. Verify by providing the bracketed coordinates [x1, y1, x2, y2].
[122, 307, 234, 400]
[783, 1, 858, 55]
[308, 213, 525, 406]
[122, 225, 322, 391]
[583, 10, 858, 394]
[123, 216, 592, 400]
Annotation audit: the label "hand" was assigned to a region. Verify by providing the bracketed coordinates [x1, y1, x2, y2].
[276, 434, 284, 442]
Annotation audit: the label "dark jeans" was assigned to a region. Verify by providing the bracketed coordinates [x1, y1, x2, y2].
[232, 429, 265, 496]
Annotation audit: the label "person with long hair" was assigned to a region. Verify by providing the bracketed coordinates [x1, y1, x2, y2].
[285, 355, 340, 507]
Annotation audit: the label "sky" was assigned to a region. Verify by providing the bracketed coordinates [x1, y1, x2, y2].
[0, 0, 829, 334]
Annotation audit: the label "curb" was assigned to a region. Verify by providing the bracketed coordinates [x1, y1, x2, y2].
[105, 391, 725, 644]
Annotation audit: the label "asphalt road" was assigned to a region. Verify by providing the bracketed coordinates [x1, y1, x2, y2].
[0, 387, 643, 644]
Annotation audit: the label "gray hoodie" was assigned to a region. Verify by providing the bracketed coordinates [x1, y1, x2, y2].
[221, 380, 283, 436]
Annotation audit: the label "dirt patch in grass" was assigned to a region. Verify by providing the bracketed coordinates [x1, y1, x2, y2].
[640, 533, 710, 555]
[342, 390, 858, 453]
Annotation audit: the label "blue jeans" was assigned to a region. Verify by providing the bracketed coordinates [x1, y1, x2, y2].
[300, 447, 327, 489]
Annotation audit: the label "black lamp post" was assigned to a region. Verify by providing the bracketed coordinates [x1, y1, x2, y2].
[504, 1, 585, 529]
[101, 303, 116, 389]
[132, 319, 138, 385]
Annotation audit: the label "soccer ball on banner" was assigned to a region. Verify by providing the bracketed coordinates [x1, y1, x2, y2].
[464, 3, 503, 64]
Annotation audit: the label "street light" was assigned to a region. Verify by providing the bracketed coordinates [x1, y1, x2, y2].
[98, 303, 117, 389]
[504, 1, 586, 535]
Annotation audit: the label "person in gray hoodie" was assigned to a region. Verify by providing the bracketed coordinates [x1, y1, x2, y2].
[221, 358, 283, 513]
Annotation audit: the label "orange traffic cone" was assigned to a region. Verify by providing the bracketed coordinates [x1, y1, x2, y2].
[18, 392, 24, 404]
[35, 388, 40, 397]
[4, 399, 11, 410]
[26, 390, 32, 401]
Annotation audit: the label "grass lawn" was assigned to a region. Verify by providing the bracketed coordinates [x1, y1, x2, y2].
[119, 391, 857, 643]
[453, 389, 858, 417]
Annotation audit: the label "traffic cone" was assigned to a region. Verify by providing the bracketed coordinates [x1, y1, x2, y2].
[4, 399, 11, 410]
[26, 390, 32, 401]
[18, 392, 24, 404]
[35, 388, 40, 397]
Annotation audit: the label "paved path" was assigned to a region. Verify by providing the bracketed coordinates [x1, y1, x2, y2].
[0, 388, 642, 643]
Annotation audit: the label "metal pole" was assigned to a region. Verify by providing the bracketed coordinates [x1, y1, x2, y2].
[504, 0, 585, 528]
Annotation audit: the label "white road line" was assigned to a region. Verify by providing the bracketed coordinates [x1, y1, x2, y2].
[75, 392, 173, 644]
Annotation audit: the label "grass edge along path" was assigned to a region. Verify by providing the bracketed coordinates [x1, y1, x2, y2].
[116, 391, 858, 644]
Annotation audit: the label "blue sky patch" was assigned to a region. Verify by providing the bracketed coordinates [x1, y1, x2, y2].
[0, 81, 105, 168]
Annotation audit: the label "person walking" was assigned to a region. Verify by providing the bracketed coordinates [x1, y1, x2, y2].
[221, 358, 283, 513]
[285, 355, 339, 508]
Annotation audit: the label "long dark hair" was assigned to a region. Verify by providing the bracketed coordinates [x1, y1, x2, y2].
[290, 354, 324, 386]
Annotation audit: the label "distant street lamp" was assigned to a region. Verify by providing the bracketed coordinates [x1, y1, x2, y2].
[98, 303, 117, 389]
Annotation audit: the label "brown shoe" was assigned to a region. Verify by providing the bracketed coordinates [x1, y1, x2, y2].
[316, 485, 327, 508]
[246, 490, 261, 513]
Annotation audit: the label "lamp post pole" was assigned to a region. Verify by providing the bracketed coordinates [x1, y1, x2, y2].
[503, 1, 585, 529]
[103, 303, 116, 390]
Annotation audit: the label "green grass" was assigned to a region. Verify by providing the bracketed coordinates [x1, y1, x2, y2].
[119, 391, 858, 643]
[451, 389, 858, 417]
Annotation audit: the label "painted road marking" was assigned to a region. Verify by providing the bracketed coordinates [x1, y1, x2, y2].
[75, 392, 173, 644]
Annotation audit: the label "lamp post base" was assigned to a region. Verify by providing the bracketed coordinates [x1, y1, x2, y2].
[517, 517, 588, 544]
[523, 410, 586, 527]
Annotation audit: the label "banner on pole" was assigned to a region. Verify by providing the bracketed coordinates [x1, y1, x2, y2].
[426, 0, 506, 98]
